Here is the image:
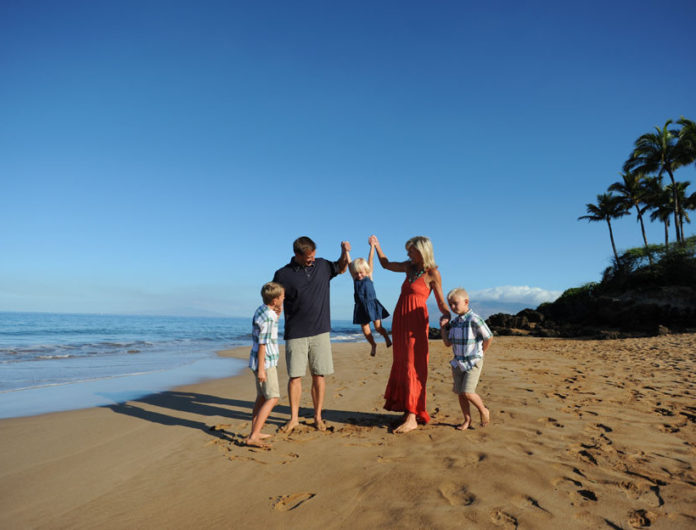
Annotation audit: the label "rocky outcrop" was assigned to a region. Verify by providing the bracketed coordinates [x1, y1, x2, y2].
[486, 286, 696, 339]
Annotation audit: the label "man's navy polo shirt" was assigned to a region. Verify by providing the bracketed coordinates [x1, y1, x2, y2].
[273, 257, 340, 340]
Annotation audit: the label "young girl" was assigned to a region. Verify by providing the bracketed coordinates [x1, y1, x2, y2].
[348, 241, 392, 356]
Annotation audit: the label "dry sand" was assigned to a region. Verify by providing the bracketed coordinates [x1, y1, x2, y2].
[1, 334, 695, 529]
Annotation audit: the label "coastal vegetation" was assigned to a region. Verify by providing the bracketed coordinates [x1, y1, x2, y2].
[488, 118, 696, 338]
[579, 117, 696, 257]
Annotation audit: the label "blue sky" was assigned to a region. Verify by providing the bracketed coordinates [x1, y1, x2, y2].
[2, 0, 695, 320]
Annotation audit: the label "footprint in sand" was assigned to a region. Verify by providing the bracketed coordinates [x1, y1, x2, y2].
[512, 495, 551, 515]
[439, 483, 476, 506]
[576, 489, 598, 502]
[489, 508, 518, 529]
[658, 423, 680, 433]
[538, 417, 564, 428]
[627, 509, 652, 528]
[272, 492, 316, 511]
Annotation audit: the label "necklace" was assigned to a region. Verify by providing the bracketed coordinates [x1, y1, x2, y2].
[408, 268, 425, 283]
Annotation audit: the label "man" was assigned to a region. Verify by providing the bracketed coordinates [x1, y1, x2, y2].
[273, 236, 350, 432]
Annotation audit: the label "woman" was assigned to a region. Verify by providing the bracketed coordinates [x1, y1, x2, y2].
[370, 235, 450, 433]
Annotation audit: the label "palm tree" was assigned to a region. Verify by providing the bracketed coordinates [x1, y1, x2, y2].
[578, 193, 629, 263]
[608, 170, 651, 262]
[685, 188, 696, 223]
[668, 181, 692, 237]
[643, 176, 672, 250]
[677, 117, 696, 168]
[624, 120, 685, 243]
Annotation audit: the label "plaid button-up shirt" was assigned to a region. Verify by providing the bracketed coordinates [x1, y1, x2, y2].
[249, 304, 279, 370]
[448, 310, 493, 371]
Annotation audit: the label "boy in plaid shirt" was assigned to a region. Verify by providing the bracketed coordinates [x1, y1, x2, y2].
[439, 288, 493, 430]
[246, 282, 285, 448]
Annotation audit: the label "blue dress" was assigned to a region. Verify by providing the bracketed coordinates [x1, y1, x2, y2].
[353, 278, 390, 325]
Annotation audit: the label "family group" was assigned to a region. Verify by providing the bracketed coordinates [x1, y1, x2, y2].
[245, 235, 493, 448]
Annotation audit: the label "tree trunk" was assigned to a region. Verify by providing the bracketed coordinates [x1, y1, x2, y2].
[607, 219, 619, 263]
[666, 167, 683, 243]
[635, 206, 652, 265]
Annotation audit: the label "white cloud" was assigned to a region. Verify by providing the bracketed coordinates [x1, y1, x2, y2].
[470, 286, 562, 306]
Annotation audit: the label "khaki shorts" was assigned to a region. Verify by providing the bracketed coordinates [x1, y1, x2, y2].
[286, 332, 334, 378]
[452, 359, 483, 394]
[253, 365, 280, 399]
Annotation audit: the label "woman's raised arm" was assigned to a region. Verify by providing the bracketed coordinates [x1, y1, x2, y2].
[370, 235, 409, 273]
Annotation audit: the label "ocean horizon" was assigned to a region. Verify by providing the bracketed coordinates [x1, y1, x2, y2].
[0, 312, 368, 419]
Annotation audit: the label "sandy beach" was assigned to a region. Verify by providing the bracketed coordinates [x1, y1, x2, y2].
[1, 334, 695, 529]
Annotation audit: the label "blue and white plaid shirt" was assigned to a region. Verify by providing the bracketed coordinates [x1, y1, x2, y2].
[249, 304, 279, 370]
[448, 310, 493, 371]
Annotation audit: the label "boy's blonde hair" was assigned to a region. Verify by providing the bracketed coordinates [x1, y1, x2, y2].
[349, 258, 370, 276]
[447, 287, 469, 301]
[406, 236, 436, 270]
[261, 282, 284, 304]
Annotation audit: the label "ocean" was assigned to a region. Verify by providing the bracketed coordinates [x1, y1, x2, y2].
[0, 312, 365, 419]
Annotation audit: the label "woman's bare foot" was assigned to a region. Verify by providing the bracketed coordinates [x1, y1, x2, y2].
[480, 408, 490, 427]
[282, 419, 299, 434]
[393, 415, 418, 434]
[314, 418, 327, 431]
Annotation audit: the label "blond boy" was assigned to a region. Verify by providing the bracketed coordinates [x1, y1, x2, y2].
[439, 288, 493, 430]
[247, 282, 284, 448]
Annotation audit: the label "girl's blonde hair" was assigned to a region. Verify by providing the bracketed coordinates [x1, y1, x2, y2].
[405, 236, 436, 270]
[349, 258, 370, 276]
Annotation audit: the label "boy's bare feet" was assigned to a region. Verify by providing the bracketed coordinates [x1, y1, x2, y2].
[456, 417, 471, 431]
[244, 436, 271, 449]
[314, 418, 327, 431]
[480, 408, 490, 427]
[282, 419, 299, 434]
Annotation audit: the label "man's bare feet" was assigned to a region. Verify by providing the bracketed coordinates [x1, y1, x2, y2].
[314, 418, 327, 431]
[456, 417, 471, 431]
[480, 408, 490, 427]
[244, 436, 271, 449]
[282, 419, 299, 434]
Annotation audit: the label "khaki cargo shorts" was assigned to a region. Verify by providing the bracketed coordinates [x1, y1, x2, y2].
[286, 332, 334, 378]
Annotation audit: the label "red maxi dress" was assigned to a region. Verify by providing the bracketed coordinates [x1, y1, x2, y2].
[383, 275, 431, 423]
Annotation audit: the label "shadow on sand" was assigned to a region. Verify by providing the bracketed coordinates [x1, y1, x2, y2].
[105, 391, 395, 443]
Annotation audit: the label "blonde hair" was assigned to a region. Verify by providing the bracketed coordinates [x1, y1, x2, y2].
[406, 236, 436, 270]
[349, 258, 370, 276]
[447, 287, 469, 301]
[261, 282, 284, 304]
